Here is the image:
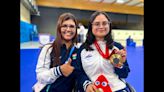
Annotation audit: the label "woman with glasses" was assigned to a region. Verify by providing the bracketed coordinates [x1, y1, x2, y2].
[32, 13, 95, 92]
[78, 11, 131, 92]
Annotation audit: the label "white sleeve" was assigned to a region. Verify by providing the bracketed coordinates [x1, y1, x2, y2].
[35, 45, 62, 84]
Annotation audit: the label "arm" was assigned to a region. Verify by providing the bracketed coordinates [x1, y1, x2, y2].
[74, 45, 93, 91]
[36, 45, 62, 84]
[113, 42, 130, 78]
[114, 60, 130, 78]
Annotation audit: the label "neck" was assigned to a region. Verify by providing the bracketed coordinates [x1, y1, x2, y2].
[96, 37, 104, 41]
[63, 41, 72, 49]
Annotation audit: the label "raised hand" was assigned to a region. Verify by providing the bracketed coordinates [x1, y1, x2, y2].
[60, 58, 74, 77]
[115, 48, 127, 62]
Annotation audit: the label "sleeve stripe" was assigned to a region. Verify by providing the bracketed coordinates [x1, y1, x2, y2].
[54, 66, 62, 77]
[83, 80, 92, 91]
[54, 67, 58, 76]
[57, 66, 62, 76]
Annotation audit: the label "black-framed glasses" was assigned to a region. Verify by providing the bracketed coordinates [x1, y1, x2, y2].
[61, 24, 76, 30]
[92, 21, 111, 28]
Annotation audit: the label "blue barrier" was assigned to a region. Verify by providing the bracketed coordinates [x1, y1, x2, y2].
[20, 21, 38, 43]
[126, 38, 136, 47]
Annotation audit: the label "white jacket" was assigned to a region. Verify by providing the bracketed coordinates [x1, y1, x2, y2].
[32, 44, 62, 92]
[81, 41, 126, 91]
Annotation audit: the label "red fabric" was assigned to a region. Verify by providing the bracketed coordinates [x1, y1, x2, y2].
[94, 40, 109, 59]
[94, 75, 112, 92]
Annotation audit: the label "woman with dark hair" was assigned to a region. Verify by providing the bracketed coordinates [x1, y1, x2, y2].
[32, 13, 95, 92]
[78, 11, 131, 92]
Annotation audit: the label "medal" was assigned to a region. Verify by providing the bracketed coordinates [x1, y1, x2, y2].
[94, 40, 125, 68]
[109, 49, 125, 68]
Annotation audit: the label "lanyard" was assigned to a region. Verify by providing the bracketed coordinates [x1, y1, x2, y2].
[65, 46, 75, 63]
[46, 84, 51, 92]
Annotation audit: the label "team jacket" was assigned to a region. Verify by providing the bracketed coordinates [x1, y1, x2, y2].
[35, 44, 91, 92]
[78, 41, 130, 92]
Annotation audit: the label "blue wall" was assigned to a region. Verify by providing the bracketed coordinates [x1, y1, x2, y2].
[20, 21, 38, 43]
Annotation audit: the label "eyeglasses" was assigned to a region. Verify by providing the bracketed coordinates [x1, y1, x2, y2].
[61, 24, 76, 30]
[92, 21, 110, 28]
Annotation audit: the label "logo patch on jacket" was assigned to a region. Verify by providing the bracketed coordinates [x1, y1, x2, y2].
[85, 54, 92, 59]
[72, 53, 77, 60]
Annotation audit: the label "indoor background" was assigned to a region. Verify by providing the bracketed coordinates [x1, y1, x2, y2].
[20, 0, 144, 92]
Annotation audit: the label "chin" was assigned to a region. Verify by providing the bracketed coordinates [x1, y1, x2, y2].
[98, 35, 106, 37]
[64, 38, 73, 41]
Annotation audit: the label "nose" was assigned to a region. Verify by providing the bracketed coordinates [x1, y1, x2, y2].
[99, 24, 104, 28]
[66, 26, 71, 30]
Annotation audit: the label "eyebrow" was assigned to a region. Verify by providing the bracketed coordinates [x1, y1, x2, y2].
[61, 24, 76, 26]
[93, 21, 109, 22]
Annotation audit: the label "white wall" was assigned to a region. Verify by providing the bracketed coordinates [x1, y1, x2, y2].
[20, 2, 31, 23]
[112, 29, 144, 47]
[78, 29, 144, 47]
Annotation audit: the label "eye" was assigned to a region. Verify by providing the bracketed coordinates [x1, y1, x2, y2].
[101, 81, 107, 87]
[95, 81, 100, 86]
[61, 24, 67, 28]
[93, 22, 100, 26]
[95, 22, 100, 26]
[102, 21, 109, 26]
[69, 25, 76, 29]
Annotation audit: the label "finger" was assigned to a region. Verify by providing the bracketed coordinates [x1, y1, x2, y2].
[121, 50, 126, 57]
[88, 85, 97, 92]
[122, 53, 126, 57]
[123, 48, 126, 51]
[92, 85, 97, 91]
[116, 50, 121, 55]
[71, 66, 75, 70]
[114, 49, 119, 53]
[90, 88, 95, 92]
[66, 58, 72, 65]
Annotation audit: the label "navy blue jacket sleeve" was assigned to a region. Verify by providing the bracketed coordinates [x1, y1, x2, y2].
[113, 41, 130, 78]
[73, 44, 91, 91]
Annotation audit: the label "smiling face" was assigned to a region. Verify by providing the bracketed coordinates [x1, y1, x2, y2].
[60, 19, 76, 42]
[92, 14, 110, 41]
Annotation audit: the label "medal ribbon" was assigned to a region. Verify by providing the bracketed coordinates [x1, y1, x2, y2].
[94, 40, 113, 92]
[94, 40, 109, 59]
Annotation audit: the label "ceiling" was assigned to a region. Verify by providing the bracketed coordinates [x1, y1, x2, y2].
[36, 0, 144, 15]
[89, 0, 144, 7]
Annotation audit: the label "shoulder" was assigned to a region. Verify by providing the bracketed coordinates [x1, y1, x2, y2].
[113, 41, 124, 50]
[40, 43, 52, 52]
[78, 43, 85, 52]
[75, 43, 86, 56]
[72, 45, 78, 53]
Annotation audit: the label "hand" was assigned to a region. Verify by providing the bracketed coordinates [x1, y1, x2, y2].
[115, 48, 127, 62]
[86, 84, 97, 92]
[60, 58, 74, 77]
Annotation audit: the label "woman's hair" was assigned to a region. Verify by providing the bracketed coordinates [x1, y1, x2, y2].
[83, 11, 114, 51]
[49, 13, 78, 67]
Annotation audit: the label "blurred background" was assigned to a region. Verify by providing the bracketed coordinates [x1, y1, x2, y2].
[20, 0, 144, 92]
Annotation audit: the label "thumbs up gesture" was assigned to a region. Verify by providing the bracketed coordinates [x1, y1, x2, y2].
[60, 58, 74, 77]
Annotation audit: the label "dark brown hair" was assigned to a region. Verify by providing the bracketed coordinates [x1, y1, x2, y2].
[49, 13, 78, 67]
[84, 11, 114, 51]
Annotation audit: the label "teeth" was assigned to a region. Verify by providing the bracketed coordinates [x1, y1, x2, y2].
[63, 31, 74, 35]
